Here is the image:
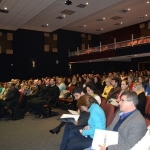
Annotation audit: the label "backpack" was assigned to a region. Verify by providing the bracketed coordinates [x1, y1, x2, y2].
[11, 107, 24, 120]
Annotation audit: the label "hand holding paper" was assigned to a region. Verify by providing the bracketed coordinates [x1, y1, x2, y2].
[92, 130, 118, 150]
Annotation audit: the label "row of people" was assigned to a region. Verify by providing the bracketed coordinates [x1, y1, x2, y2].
[50, 86, 148, 150]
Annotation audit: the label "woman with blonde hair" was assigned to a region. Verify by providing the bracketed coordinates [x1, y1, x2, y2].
[101, 78, 113, 99]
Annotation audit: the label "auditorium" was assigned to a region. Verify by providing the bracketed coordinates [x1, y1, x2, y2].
[0, 0, 150, 150]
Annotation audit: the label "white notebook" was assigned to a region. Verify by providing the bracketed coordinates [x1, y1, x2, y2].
[92, 129, 118, 150]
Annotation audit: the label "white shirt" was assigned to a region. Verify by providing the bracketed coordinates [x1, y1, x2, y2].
[130, 125, 150, 150]
[94, 95, 101, 105]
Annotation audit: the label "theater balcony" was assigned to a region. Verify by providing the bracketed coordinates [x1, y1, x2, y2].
[69, 36, 150, 63]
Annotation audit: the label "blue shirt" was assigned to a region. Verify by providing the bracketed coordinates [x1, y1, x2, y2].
[82, 103, 106, 138]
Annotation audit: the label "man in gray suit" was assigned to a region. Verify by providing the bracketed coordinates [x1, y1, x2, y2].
[99, 90, 147, 150]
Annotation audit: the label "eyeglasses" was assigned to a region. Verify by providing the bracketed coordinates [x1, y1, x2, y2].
[120, 99, 131, 102]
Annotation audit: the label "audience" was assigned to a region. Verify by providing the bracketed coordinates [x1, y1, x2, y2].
[0, 70, 150, 150]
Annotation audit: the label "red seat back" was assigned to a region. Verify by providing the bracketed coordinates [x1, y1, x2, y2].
[100, 98, 107, 109]
[102, 103, 115, 127]
[145, 96, 150, 116]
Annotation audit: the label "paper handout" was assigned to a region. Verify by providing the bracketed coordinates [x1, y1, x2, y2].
[68, 109, 79, 115]
[60, 114, 80, 123]
[91, 129, 118, 150]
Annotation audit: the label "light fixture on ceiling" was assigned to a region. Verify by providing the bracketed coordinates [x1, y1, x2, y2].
[4, 7, 7, 10]
[86, 2, 88, 5]
[147, 1, 149, 3]
[128, 8, 130, 11]
[65, 0, 72, 5]
[96, 18, 105, 22]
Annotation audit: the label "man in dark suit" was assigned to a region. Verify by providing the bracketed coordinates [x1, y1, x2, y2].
[0, 82, 19, 118]
[32, 78, 60, 118]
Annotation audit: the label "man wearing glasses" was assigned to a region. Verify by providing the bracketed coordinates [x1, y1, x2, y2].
[99, 90, 147, 150]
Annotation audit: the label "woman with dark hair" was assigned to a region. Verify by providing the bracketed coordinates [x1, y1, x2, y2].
[128, 75, 134, 90]
[138, 76, 147, 91]
[66, 95, 106, 150]
[93, 76, 102, 94]
[132, 82, 146, 116]
[86, 83, 101, 105]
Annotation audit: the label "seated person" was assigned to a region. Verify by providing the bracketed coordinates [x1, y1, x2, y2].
[132, 82, 146, 116]
[101, 78, 113, 99]
[66, 95, 106, 150]
[57, 78, 66, 92]
[99, 91, 147, 150]
[107, 77, 121, 102]
[109, 80, 129, 107]
[0, 82, 8, 98]
[0, 82, 20, 118]
[49, 87, 86, 134]
[22, 78, 50, 114]
[86, 83, 101, 105]
[32, 78, 60, 118]
[145, 77, 150, 95]
[130, 125, 150, 150]
[86, 91, 147, 150]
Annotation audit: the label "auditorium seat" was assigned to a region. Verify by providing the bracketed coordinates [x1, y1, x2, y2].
[100, 98, 107, 109]
[144, 96, 150, 127]
[42, 98, 59, 117]
[102, 103, 115, 127]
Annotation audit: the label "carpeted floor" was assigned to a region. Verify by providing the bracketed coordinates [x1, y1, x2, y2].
[0, 107, 69, 150]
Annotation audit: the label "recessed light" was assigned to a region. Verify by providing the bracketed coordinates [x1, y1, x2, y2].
[135, 55, 137, 56]
[128, 8, 130, 11]
[101, 28, 103, 30]
[109, 58, 111, 60]
[4, 7, 7, 10]
[63, 14, 65, 18]
[46, 24, 49, 26]
[84, 25, 86, 27]
[103, 17, 105, 20]
[86, 2, 88, 5]
[145, 14, 148, 16]
[120, 22, 123, 24]
[147, 1, 149, 3]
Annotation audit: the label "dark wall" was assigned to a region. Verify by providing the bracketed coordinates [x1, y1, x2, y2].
[0, 29, 99, 81]
[71, 61, 131, 75]
[99, 21, 150, 44]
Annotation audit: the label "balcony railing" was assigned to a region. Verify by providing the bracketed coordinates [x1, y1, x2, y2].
[69, 36, 150, 57]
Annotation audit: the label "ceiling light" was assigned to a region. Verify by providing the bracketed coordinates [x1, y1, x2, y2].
[84, 25, 86, 27]
[101, 28, 103, 30]
[128, 8, 130, 11]
[119, 9, 128, 13]
[96, 18, 105, 21]
[46, 24, 49, 26]
[145, 14, 148, 16]
[120, 22, 123, 24]
[147, 1, 149, 3]
[4, 7, 7, 10]
[86, 2, 88, 5]
[65, 0, 72, 5]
